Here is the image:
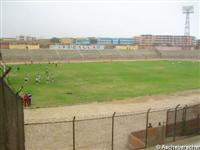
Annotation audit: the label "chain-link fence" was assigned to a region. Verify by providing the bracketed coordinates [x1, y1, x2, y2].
[0, 68, 25, 150]
[25, 103, 200, 150]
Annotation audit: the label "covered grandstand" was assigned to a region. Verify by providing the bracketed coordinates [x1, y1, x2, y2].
[0, 49, 199, 63]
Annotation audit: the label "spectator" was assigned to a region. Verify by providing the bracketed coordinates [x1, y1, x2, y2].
[28, 93, 32, 106]
[23, 94, 29, 107]
[148, 123, 152, 128]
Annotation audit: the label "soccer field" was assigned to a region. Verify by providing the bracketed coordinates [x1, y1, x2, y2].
[5, 60, 200, 107]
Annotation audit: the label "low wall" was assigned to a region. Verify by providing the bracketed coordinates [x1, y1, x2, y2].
[128, 117, 199, 150]
[128, 126, 164, 149]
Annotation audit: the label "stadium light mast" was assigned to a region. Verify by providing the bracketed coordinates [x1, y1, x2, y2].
[182, 6, 194, 36]
[182, 6, 194, 50]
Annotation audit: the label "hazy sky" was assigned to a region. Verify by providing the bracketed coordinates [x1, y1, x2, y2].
[0, 0, 199, 38]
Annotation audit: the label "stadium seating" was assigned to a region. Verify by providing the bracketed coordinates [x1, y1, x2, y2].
[132, 50, 159, 59]
[117, 50, 136, 58]
[1, 49, 199, 63]
[57, 50, 83, 61]
[1, 49, 30, 63]
[159, 50, 200, 59]
[29, 49, 60, 62]
[98, 49, 122, 59]
[79, 50, 102, 60]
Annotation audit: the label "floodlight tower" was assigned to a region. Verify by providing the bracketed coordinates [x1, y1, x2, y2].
[182, 6, 194, 36]
[182, 6, 194, 49]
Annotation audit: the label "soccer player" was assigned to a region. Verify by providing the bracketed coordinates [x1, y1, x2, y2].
[46, 75, 50, 84]
[50, 74, 54, 82]
[35, 74, 41, 84]
[24, 74, 29, 83]
[45, 68, 49, 76]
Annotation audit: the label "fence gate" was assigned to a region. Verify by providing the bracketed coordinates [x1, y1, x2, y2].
[184, 105, 200, 135]
[166, 104, 200, 139]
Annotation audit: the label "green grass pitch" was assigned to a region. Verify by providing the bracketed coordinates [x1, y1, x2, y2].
[5, 60, 200, 107]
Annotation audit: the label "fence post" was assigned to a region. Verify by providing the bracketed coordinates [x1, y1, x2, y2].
[145, 108, 151, 148]
[111, 112, 116, 150]
[162, 122, 165, 144]
[197, 114, 199, 134]
[73, 116, 76, 150]
[165, 109, 170, 137]
[173, 104, 180, 142]
[182, 105, 187, 135]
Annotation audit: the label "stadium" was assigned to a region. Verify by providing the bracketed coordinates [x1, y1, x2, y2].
[0, 2, 200, 150]
[0, 47, 200, 150]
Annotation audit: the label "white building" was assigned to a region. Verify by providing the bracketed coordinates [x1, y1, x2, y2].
[49, 44, 105, 50]
[16, 35, 36, 41]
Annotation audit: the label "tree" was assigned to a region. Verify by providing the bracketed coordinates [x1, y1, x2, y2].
[50, 37, 60, 43]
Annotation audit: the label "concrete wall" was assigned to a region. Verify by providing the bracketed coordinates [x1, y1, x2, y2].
[26, 44, 40, 50]
[128, 126, 165, 149]
[155, 46, 183, 51]
[9, 44, 39, 49]
[49, 44, 105, 50]
[115, 45, 139, 50]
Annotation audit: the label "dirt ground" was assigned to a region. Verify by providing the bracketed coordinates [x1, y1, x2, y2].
[24, 89, 200, 124]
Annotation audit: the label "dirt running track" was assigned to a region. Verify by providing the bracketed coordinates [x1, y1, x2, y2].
[24, 89, 200, 150]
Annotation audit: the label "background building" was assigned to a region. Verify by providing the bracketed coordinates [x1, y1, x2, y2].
[197, 39, 200, 49]
[60, 38, 74, 45]
[16, 35, 36, 41]
[9, 42, 39, 49]
[50, 44, 105, 50]
[139, 35, 154, 49]
[112, 38, 119, 45]
[88, 37, 97, 44]
[134, 36, 140, 44]
[115, 45, 139, 50]
[118, 38, 135, 45]
[97, 37, 135, 45]
[37, 39, 52, 48]
[1, 38, 16, 42]
[97, 38, 113, 45]
[139, 35, 196, 49]
[75, 38, 90, 45]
